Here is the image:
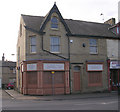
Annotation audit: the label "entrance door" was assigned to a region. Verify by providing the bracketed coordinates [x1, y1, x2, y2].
[110, 69, 120, 91]
[43, 71, 65, 95]
[73, 66, 80, 92]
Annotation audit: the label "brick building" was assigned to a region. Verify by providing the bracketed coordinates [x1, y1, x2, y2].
[16, 3, 118, 95]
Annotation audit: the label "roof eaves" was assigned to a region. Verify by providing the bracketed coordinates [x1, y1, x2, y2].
[25, 26, 42, 34]
[67, 34, 119, 39]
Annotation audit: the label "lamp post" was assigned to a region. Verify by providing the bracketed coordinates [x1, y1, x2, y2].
[51, 71, 55, 95]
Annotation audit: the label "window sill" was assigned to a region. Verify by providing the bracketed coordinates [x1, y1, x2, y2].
[51, 28, 59, 31]
[90, 53, 98, 55]
[30, 52, 37, 54]
[50, 51, 60, 54]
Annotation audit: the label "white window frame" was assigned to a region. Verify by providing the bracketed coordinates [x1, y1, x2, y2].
[89, 39, 98, 54]
[30, 36, 36, 53]
[51, 17, 58, 29]
[50, 36, 60, 53]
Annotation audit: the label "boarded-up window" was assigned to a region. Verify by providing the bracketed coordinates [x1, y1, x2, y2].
[28, 72, 37, 85]
[43, 72, 64, 85]
[88, 72, 102, 86]
[43, 72, 52, 84]
[54, 72, 64, 84]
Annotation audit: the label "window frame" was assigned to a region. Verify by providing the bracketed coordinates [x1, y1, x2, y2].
[89, 39, 98, 54]
[50, 36, 60, 53]
[51, 17, 58, 29]
[30, 36, 37, 53]
[20, 24, 22, 37]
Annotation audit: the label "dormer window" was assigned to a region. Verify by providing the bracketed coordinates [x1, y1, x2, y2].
[51, 17, 58, 29]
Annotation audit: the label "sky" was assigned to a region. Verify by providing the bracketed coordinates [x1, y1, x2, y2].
[0, 0, 119, 61]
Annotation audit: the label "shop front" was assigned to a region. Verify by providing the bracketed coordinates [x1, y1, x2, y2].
[110, 60, 120, 91]
[86, 62, 103, 87]
[21, 60, 70, 95]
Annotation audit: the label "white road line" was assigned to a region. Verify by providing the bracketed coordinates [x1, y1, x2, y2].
[75, 100, 118, 106]
[101, 101, 118, 105]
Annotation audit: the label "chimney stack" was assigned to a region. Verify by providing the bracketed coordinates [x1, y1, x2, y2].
[2, 53, 5, 61]
[104, 18, 116, 26]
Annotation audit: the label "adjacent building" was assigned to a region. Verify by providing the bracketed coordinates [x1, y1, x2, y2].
[1, 54, 16, 88]
[108, 20, 120, 91]
[16, 3, 118, 95]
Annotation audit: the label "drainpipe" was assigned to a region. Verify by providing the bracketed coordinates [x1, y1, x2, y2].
[67, 35, 71, 94]
[41, 34, 68, 60]
[107, 59, 111, 92]
[41, 33, 71, 94]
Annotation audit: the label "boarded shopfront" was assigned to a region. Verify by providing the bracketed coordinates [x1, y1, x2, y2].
[21, 60, 70, 95]
[87, 63, 103, 87]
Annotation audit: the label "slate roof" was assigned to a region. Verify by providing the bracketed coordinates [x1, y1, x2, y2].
[21, 3, 117, 38]
[65, 19, 117, 38]
[21, 14, 117, 38]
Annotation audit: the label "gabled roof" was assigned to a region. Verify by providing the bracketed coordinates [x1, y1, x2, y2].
[65, 19, 117, 38]
[39, 3, 71, 34]
[21, 4, 117, 38]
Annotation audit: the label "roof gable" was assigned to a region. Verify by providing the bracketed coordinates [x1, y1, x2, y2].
[39, 3, 71, 34]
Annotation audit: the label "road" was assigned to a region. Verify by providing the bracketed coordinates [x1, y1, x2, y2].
[1, 90, 119, 111]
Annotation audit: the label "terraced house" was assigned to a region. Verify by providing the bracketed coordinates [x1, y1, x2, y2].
[16, 3, 118, 95]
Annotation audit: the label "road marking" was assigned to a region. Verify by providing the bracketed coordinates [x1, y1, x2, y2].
[101, 101, 118, 105]
[75, 100, 118, 106]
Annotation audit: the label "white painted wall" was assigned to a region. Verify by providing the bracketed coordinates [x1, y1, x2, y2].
[118, 1, 120, 22]
[107, 39, 118, 60]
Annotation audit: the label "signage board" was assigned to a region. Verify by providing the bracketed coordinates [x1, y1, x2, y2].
[43, 63, 64, 70]
[87, 64, 103, 71]
[27, 63, 37, 71]
[110, 61, 120, 69]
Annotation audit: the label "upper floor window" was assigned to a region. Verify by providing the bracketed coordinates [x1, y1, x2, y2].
[30, 36, 36, 53]
[50, 37, 60, 52]
[89, 39, 98, 54]
[20, 24, 22, 37]
[51, 17, 58, 29]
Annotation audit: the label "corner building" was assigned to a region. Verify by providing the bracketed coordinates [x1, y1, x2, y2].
[16, 3, 118, 95]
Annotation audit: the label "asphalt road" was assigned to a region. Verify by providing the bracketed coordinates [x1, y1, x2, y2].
[1, 90, 119, 111]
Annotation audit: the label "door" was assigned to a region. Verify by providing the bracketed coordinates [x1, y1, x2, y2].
[110, 69, 120, 91]
[73, 66, 80, 91]
[43, 71, 65, 95]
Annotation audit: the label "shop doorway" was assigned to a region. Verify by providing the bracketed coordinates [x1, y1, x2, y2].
[73, 66, 81, 92]
[43, 71, 65, 95]
[110, 69, 120, 91]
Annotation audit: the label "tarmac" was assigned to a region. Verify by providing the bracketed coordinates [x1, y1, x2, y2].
[4, 89, 118, 101]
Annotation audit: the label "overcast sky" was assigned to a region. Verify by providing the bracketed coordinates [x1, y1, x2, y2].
[0, 0, 119, 61]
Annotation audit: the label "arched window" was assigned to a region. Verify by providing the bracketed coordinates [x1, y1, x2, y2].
[51, 17, 58, 29]
[74, 66, 80, 71]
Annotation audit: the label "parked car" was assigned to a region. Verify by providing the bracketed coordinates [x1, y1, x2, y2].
[6, 82, 14, 89]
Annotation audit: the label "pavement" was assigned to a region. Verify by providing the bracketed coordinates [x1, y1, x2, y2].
[4, 89, 118, 101]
